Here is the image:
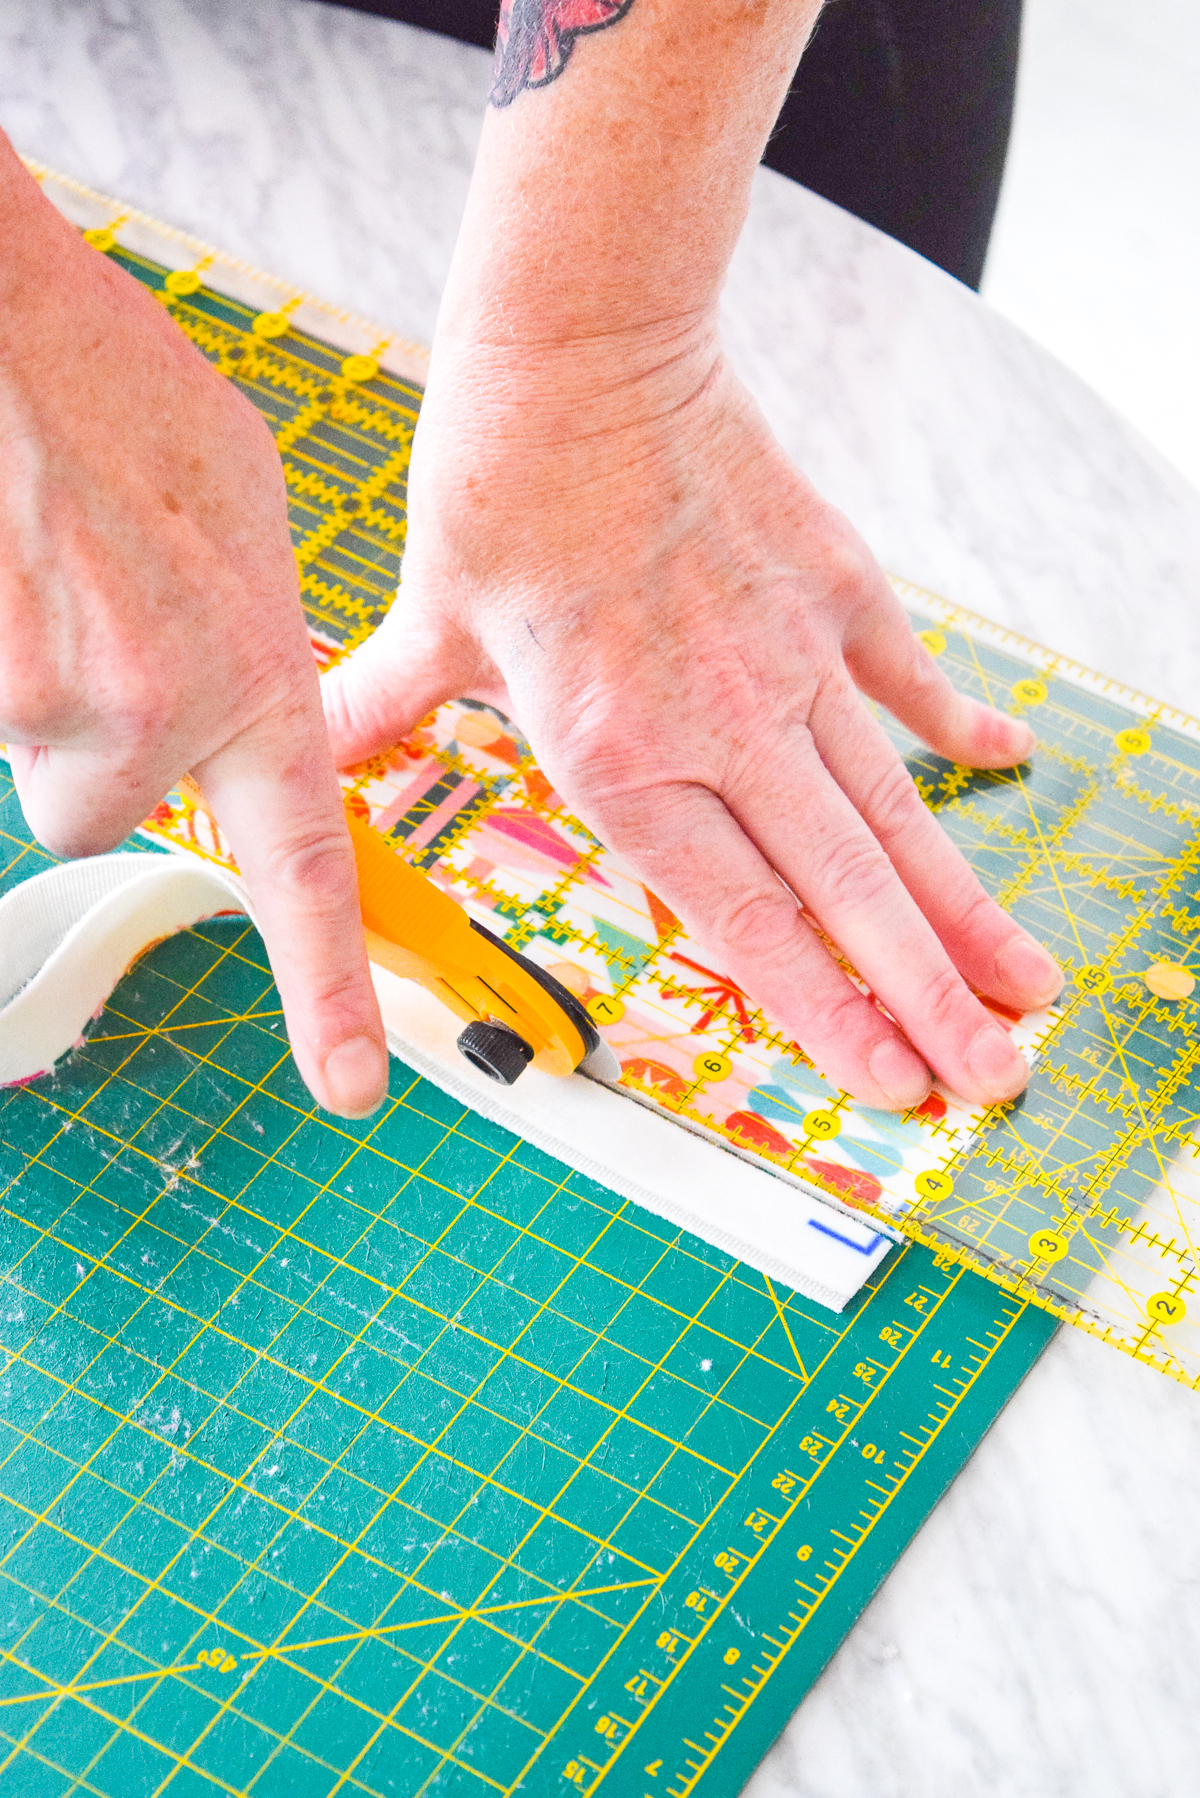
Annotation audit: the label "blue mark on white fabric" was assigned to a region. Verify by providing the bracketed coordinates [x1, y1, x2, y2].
[807, 1218, 885, 1255]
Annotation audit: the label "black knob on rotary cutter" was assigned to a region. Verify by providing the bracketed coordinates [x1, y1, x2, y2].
[455, 923, 604, 1084]
[456, 1020, 536, 1085]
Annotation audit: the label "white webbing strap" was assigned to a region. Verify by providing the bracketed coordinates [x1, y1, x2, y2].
[0, 852, 892, 1310]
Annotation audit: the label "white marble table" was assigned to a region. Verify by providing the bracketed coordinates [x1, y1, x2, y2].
[5, 2, 1200, 1792]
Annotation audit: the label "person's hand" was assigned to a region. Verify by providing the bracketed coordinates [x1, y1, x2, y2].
[0, 143, 388, 1118]
[323, 324, 1063, 1110]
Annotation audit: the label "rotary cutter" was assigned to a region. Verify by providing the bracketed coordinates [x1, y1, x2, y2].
[345, 808, 621, 1087]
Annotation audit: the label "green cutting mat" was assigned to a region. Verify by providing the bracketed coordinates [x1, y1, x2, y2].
[0, 218, 1066, 1796]
[0, 774, 1055, 1796]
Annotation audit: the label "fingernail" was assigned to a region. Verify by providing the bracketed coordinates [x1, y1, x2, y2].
[868, 1037, 932, 1110]
[994, 936, 1063, 1006]
[323, 1034, 388, 1118]
[1008, 719, 1036, 759]
[967, 1023, 1029, 1101]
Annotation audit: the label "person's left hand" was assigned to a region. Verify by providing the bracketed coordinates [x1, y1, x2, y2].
[322, 325, 1062, 1111]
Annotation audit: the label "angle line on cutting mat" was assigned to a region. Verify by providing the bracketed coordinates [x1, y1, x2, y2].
[0, 957, 696, 1748]
[245, 1579, 661, 1662]
[761, 1277, 809, 1382]
[0, 1579, 661, 1711]
[215, 1224, 750, 1796]
[0, 1653, 221, 1709]
[1, 988, 847, 1795]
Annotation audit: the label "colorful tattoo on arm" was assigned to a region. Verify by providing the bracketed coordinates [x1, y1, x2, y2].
[490, 0, 636, 106]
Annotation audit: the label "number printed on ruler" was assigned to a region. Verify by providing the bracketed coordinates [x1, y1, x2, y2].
[541, 1249, 1041, 1798]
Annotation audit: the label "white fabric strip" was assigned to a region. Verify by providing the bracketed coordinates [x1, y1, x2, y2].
[0, 853, 893, 1310]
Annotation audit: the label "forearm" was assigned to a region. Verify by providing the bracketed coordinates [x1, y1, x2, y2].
[0, 126, 37, 234]
[439, 0, 824, 353]
[0, 132, 75, 318]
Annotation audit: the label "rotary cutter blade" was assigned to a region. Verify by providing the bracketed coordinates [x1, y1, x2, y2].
[345, 807, 621, 1086]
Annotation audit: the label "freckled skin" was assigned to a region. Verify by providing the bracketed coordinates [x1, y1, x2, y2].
[0, 0, 1063, 1118]
[321, 0, 1064, 1110]
[0, 132, 387, 1120]
[324, 326, 1062, 1109]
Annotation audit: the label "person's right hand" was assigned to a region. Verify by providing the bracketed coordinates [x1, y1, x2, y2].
[0, 139, 388, 1119]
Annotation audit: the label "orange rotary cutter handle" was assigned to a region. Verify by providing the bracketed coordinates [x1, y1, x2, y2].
[344, 808, 606, 1085]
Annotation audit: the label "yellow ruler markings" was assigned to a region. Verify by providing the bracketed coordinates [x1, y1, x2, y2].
[640, 1277, 1029, 1798]
[508, 1250, 959, 1795]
